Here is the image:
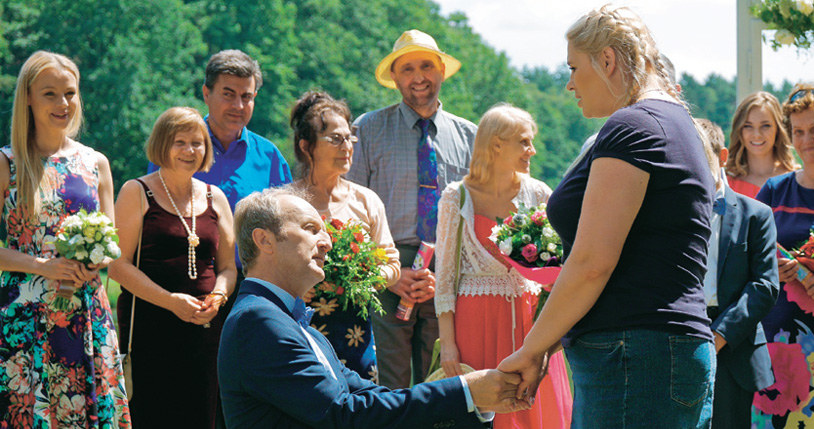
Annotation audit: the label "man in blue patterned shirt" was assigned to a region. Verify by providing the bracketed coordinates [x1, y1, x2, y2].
[347, 30, 477, 388]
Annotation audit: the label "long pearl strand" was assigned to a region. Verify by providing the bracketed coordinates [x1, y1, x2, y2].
[158, 169, 199, 280]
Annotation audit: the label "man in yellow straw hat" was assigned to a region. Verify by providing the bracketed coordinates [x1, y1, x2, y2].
[347, 29, 477, 389]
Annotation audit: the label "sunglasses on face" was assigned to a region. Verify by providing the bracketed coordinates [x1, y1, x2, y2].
[318, 134, 358, 146]
[789, 89, 814, 103]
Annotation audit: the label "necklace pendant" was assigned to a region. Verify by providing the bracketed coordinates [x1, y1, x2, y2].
[188, 234, 200, 247]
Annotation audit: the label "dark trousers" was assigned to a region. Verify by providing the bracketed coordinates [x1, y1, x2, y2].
[371, 244, 439, 388]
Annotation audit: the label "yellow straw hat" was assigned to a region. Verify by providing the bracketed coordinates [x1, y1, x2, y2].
[375, 29, 462, 89]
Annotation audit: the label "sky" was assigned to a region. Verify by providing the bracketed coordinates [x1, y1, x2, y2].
[434, 0, 813, 85]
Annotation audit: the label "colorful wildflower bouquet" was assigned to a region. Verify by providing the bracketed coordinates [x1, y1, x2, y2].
[490, 203, 563, 317]
[52, 209, 121, 309]
[777, 230, 814, 314]
[316, 218, 388, 320]
[752, 0, 814, 50]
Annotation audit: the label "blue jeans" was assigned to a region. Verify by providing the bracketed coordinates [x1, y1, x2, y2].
[565, 329, 715, 429]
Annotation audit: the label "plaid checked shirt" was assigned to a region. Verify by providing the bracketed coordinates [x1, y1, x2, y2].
[347, 102, 476, 246]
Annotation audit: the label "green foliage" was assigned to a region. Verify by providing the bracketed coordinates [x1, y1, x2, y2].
[752, 0, 814, 49]
[1, 0, 784, 191]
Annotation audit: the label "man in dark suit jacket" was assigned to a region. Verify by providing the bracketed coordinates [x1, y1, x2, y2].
[218, 187, 526, 428]
[696, 119, 779, 428]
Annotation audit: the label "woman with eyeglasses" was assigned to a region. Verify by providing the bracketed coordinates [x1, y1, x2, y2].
[752, 84, 814, 428]
[726, 91, 797, 198]
[289, 91, 400, 381]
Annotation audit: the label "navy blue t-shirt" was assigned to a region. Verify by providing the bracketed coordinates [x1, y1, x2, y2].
[547, 99, 715, 346]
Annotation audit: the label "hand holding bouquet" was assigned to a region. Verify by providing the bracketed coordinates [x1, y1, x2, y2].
[776, 230, 814, 314]
[52, 209, 121, 309]
[314, 218, 388, 320]
[490, 202, 563, 316]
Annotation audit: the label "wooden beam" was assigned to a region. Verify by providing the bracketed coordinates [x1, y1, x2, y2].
[737, 0, 766, 103]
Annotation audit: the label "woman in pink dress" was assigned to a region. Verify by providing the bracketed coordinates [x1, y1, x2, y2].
[726, 91, 797, 198]
[435, 104, 572, 428]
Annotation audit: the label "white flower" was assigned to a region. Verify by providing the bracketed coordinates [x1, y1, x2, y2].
[775, 29, 797, 46]
[542, 226, 555, 238]
[489, 225, 501, 243]
[107, 242, 121, 259]
[521, 234, 532, 244]
[795, 0, 814, 16]
[541, 252, 551, 262]
[499, 238, 513, 255]
[547, 242, 557, 253]
[74, 248, 88, 261]
[90, 244, 106, 264]
[61, 216, 82, 230]
[513, 214, 527, 227]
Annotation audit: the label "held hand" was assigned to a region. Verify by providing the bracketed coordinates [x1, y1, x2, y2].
[192, 294, 223, 325]
[409, 268, 436, 303]
[76, 263, 99, 284]
[389, 268, 418, 303]
[464, 369, 530, 413]
[440, 341, 464, 377]
[803, 271, 814, 297]
[778, 257, 799, 284]
[497, 346, 545, 402]
[169, 293, 203, 323]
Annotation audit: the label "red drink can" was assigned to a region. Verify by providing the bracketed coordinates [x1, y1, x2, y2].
[396, 242, 435, 321]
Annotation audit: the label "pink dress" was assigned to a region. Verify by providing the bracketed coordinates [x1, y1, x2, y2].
[436, 177, 572, 429]
[728, 176, 761, 199]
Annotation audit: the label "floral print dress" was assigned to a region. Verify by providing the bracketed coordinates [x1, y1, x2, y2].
[0, 145, 131, 428]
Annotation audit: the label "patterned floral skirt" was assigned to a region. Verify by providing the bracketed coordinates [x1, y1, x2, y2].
[309, 297, 377, 382]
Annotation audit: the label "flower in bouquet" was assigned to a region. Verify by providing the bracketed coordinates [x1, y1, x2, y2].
[314, 218, 388, 320]
[51, 209, 121, 310]
[752, 0, 814, 50]
[490, 203, 563, 318]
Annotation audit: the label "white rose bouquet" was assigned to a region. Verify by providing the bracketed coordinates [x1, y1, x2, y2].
[52, 209, 121, 309]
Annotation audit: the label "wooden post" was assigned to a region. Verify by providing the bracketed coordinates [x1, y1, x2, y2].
[737, 0, 766, 103]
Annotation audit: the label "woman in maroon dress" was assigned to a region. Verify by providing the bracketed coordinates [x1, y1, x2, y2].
[109, 107, 237, 428]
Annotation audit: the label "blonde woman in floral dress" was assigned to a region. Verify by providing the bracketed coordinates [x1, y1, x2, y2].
[0, 51, 130, 427]
[290, 91, 400, 380]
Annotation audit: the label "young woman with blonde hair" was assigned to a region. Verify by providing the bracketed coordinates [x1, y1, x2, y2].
[436, 103, 572, 428]
[499, 6, 716, 428]
[0, 51, 130, 427]
[726, 91, 797, 198]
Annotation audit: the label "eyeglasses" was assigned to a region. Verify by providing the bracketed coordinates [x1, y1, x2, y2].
[318, 134, 358, 146]
[789, 89, 814, 103]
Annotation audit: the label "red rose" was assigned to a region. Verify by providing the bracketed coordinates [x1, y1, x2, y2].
[503, 216, 514, 227]
[330, 218, 344, 229]
[353, 232, 365, 243]
[350, 242, 360, 253]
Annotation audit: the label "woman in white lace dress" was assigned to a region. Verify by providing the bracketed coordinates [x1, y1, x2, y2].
[435, 104, 572, 428]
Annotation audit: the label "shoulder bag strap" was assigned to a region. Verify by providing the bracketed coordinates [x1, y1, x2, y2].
[453, 183, 465, 296]
[127, 181, 146, 355]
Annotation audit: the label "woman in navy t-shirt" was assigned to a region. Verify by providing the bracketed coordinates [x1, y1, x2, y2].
[498, 6, 716, 428]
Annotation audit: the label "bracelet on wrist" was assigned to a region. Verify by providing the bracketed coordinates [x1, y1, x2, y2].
[209, 291, 228, 304]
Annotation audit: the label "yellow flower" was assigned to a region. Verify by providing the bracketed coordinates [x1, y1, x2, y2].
[311, 323, 329, 336]
[345, 325, 365, 347]
[375, 248, 388, 262]
[312, 297, 338, 316]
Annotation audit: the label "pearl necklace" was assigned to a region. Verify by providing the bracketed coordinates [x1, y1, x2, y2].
[158, 169, 199, 280]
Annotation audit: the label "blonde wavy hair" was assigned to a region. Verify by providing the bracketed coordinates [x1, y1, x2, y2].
[465, 104, 537, 186]
[725, 91, 796, 178]
[566, 5, 682, 108]
[10, 51, 84, 216]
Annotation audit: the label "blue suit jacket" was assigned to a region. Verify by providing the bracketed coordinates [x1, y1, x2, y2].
[712, 188, 779, 391]
[218, 279, 484, 428]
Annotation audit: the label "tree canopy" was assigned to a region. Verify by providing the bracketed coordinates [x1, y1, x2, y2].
[0, 0, 795, 190]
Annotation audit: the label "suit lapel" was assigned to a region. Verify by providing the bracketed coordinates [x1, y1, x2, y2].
[717, 188, 741, 279]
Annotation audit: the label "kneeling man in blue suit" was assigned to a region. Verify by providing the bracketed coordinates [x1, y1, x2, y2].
[218, 188, 526, 428]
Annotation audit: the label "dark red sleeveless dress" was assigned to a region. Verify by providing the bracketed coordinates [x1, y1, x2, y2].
[117, 179, 221, 429]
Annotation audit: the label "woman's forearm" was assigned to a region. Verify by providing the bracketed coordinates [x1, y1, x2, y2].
[0, 247, 46, 276]
[438, 311, 456, 346]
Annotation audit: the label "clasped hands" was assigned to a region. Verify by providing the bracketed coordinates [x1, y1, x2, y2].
[463, 346, 552, 414]
[169, 292, 225, 326]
